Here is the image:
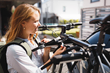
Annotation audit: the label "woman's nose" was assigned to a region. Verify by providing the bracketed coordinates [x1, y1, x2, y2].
[38, 22, 41, 26]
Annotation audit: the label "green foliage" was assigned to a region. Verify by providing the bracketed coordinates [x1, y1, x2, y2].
[69, 19, 74, 23]
[59, 19, 79, 24]
[11, 5, 15, 14]
[63, 19, 68, 24]
[74, 25, 78, 28]
[42, 28, 80, 38]
[75, 19, 79, 22]
[59, 20, 64, 24]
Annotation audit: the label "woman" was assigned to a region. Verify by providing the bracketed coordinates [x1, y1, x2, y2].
[5, 4, 66, 73]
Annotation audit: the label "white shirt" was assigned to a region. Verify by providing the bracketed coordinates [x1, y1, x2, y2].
[6, 37, 47, 73]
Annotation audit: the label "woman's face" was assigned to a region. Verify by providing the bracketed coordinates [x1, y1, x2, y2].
[23, 11, 41, 35]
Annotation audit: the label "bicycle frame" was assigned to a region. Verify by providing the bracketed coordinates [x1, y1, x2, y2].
[40, 15, 110, 73]
[59, 28, 106, 73]
[59, 22, 110, 73]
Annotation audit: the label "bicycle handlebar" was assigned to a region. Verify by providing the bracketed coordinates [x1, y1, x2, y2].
[39, 22, 82, 32]
[32, 37, 63, 52]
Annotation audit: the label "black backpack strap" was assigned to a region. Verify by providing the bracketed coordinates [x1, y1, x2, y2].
[0, 45, 9, 73]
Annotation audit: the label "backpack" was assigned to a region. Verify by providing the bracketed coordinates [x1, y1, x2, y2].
[0, 38, 32, 73]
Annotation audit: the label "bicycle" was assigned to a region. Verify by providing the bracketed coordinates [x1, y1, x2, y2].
[34, 23, 82, 73]
[35, 14, 110, 73]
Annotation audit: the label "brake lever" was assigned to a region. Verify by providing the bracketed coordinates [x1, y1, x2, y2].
[61, 42, 64, 48]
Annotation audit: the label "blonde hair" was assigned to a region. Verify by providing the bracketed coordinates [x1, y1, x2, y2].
[5, 4, 40, 43]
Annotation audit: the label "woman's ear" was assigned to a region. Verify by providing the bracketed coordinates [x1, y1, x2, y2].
[21, 21, 26, 27]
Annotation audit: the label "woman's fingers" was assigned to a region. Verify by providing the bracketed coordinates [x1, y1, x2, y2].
[60, 46, 66, 52]
[41, 39, 44, 42]
[55, 46, 66, 55]
[62, 47, 66, 51]
[41, 38, 51, 43]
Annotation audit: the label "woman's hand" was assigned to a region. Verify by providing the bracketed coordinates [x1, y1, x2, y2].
[41, 38, 51, 53]
[43, 46, 66, 71]
[41, 38, 51, 43]
[53, 46, 66, 56]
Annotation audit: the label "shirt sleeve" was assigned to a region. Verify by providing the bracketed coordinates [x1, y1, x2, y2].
[6, 44, 47, 73]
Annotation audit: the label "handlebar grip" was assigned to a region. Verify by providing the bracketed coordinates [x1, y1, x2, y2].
[41, 61, 52, 70]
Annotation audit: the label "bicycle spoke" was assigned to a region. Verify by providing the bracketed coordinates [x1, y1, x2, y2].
[70, 61, 78, 72]
[58, 64, 63, 73]
[102, 54, 110, 68]
[97, 54, 105, 73]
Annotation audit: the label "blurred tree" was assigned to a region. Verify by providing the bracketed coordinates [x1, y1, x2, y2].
[11, 5, 15, 13]
[59, 19, 79, 24]
[59, 20, 64, 24]
[69, 19, 74, 23]
[64, 19, 68, 24]
[75, 19, 79, 22]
